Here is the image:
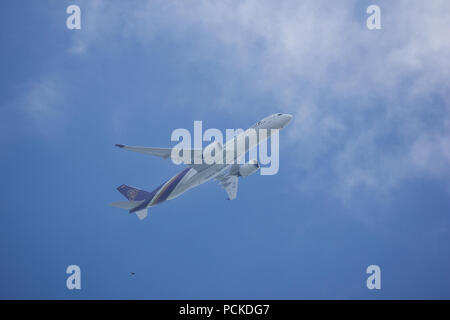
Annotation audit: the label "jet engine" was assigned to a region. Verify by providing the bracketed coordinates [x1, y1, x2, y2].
[202, 141, 223, 163]
[239, 159, 260, 177]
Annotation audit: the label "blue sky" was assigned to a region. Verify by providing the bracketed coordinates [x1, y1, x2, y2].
[1, 0, 450, 299]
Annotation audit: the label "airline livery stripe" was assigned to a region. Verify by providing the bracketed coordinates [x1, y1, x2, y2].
[151, 168, 190, 205]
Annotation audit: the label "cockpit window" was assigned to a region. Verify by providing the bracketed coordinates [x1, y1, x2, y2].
[277, 113, 282, 116]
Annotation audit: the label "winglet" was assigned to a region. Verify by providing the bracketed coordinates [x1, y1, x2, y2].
[115, 144, 125, 148]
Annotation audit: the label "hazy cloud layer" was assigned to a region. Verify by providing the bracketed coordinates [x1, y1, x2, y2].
[8, 0, 449, 198]
[73, 0, 450, 197]
[1, 75, 66, 141]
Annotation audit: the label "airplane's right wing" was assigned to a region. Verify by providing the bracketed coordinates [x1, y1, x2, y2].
[216, 164, 240, 200]
[218, 175, 238, 200]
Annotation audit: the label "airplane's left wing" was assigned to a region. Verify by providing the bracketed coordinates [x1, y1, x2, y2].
[115, 144, 202, 163]
[115, 144, 173, 159]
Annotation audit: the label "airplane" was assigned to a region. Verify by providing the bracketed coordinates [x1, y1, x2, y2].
[111, 113, 293, 220]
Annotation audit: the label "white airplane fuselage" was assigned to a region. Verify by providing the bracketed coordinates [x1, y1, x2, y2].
[113, 113, 292, 218]
[164, 113, 292, 202]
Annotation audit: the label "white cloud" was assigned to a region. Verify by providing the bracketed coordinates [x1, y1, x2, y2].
[4, 76, 66, 139]
[66, 0, 450, 197]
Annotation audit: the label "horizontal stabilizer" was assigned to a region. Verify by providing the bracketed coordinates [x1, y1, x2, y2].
[110, 200, 145, 210]
[110, 201, 149, 220]
[135, 209, 148, 220]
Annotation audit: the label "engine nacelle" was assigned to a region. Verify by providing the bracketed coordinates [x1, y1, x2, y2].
[239, 159, 260, 177]
[202, 141, 223, 163]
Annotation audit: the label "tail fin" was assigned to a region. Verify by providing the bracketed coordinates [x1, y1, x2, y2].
[117, 184, 152, 201]
[113, 185, 152, 221]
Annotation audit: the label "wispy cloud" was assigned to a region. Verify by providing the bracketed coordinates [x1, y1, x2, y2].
[73, 0, 450, 198]
[1, 75, 65, 140]
[11, 0, 450, 199]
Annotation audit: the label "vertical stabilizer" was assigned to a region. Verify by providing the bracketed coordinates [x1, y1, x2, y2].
[117, 184, 152, 201]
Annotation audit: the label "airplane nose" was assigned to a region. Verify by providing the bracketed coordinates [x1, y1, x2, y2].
[281, 114, 293, 127]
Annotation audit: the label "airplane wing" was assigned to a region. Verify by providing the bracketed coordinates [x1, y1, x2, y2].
[218, 175, 238, 200]
[115, 143, 240, 174]
[216, 165, 240, 200]
[115, 144, 202, 163]
[115, 144, 174, 159]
